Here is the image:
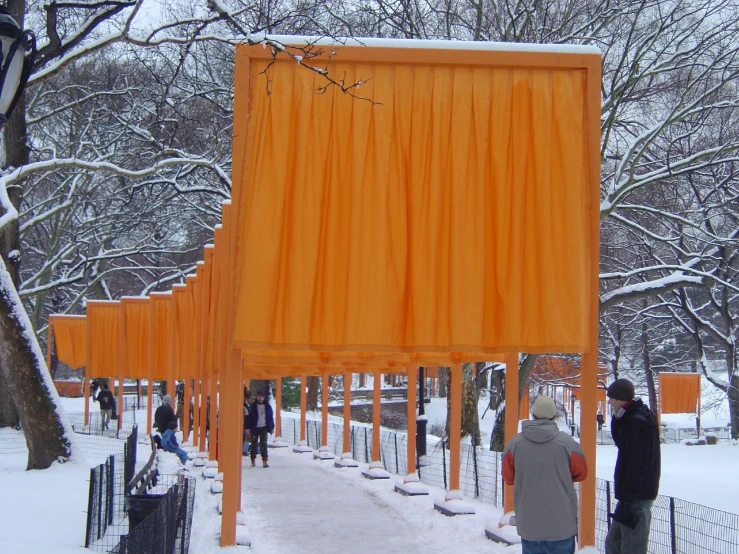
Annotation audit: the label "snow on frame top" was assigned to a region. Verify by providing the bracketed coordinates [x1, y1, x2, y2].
[254, 34, 601, 56]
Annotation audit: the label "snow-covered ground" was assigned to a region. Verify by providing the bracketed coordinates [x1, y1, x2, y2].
[1, 384, 737, 554]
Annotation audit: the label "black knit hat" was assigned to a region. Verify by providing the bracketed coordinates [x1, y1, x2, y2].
[607, 378, 635, 401]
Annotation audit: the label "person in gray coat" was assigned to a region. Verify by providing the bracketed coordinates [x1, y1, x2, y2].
[502, 395, 588, 554]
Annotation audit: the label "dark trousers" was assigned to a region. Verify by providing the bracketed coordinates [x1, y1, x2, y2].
[606, 500, 653, 554]
[250, 427, 269, 460]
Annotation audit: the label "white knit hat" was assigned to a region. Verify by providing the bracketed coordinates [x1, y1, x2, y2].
[531, 395, 557, 420]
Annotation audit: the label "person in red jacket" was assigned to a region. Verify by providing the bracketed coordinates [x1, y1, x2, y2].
[502, 395, 588, 554]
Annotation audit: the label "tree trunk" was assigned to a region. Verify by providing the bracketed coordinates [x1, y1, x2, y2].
[250, 379, 272, 400]
[445, 364, 481, 444]
[641, 312, 659, 416]
[438, 367, 448, 398]
[0, 260, 72, 468]
[306, 376, 319, 411]
[728, 374, 739, 440]
[490, 403, 506, 452]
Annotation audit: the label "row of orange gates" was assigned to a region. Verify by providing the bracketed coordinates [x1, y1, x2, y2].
[45, 36, 609, 547]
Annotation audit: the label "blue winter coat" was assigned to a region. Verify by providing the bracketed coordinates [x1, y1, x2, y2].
[161, 429, 180, 452]
[248, 401, 275, 435]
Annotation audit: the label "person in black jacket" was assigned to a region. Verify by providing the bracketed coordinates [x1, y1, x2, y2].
[95, 383, 115, 431]
[605, 378, 661, 554]
[154, 394, 178, 434]
[248, 391, 274, 467]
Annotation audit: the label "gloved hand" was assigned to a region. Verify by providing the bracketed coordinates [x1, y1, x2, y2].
[609, 502, 638, 529]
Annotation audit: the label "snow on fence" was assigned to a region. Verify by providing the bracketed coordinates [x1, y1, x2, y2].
[280, 414, 739, 554]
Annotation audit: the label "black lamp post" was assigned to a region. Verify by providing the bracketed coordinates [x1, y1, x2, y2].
[0, 6, 36, 130]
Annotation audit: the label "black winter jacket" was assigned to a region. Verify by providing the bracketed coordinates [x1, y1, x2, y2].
[610, 399, 661, 502]
[154, 403, 177, 434]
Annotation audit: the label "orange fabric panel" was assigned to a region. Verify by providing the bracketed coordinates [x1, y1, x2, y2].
[86, 301, 120, 379]
[231, 48, 597, 355]
[120, 298, 150, 379]
[149, 294, 172, 381]
[51, 315, 86, 369]
[184, 275, 198, 378]
[659, 373, 701, 414]
[172, 286, 187, 379]
[201, 248, 216, 377]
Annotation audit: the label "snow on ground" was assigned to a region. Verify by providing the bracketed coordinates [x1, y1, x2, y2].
[596, 442, 739, 514]
[189, 444, 517, 554]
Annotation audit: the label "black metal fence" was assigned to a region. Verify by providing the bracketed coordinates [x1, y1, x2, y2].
[280, 416, 739, 553]
[114, 475, 196, 554]
[85, 425, 138, 552]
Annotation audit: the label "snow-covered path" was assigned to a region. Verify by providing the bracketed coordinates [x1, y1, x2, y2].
[234, 446, 516, 554]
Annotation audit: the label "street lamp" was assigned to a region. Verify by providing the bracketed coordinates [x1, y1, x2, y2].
[0, 6, 36, 129]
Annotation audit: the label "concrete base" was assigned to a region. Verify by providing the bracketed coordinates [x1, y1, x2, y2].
[270, 437, 289, 449]
[216, 496, 222, 514]
[192, 458, 206, 467]
[210, 481, 223, 494]
[235, 526, 251, 546]
[202, 467, 218, 478]
[313, 450, 336, 460]
[334, 456, 359, 468]
[214, 472, 223, 482]
[394, 481, 429, 496]
[433, 499, 476, 516]
[485, 524, 521, 545]
[205, 460, 218, 469]
[293, 441, 314, 454]
[362, 467, 391, 480]
[236, 511, 247, 526]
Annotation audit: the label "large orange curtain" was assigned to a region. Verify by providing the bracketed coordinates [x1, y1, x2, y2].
[120, 298, 150, 379]
[149, 294, 172, 381]
[232, 52, 595, 355]
[86, 301, 120, 379]
[659, 373, 700, 414]
[51, 315, 86, 369]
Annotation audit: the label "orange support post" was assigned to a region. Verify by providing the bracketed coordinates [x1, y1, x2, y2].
[208, 376, 218, 460]
[504, 352, 519, 514]
[449, 364, 462, 492]
[372, 371, 381, 461]
[84, 376, 90, 427]
[220, 348, 241, 546]
[147, 304, 154, 434]
[274, 376, 282, 437]
[321, 372, 329, 447]
[199, 374, 209, 452]
[300, 374, 307, 442]
[84, 320, 91, 427]
[406, 366, 417, 476]
[192, 378, 200, 446]
[343, 371, 351, 454]
[116, 308, 124, 433]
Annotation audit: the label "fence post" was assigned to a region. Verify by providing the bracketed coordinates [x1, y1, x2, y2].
[364, 427, 369, 463]
[606, 481, 612, 530]
[85, 468, 96, 547]
[351, 426, 356, 458]
[108, 455, 115, 525]
[97, 464, 104, 539]
[394, 433, 399, 474]
[472, 443, 479, 498]
[441, 439, 447, 490]
[670, 497, 677, 554]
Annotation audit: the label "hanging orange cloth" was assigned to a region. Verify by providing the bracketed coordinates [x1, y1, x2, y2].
[51, 315, 86, 369]
[659, 373, 701, 414]
[231, 46, 598, 356]
[120, 298, 150, 379]
[149, 294, 172, 381]
[86, 301, 120, 379]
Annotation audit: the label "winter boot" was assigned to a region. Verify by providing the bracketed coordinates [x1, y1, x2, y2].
[262, 458, 269, 468]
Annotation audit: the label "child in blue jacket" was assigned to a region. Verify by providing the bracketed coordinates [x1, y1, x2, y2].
[161, 421, 188, 465]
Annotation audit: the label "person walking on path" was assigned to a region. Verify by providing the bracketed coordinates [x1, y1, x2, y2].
[155, 394, 178, 434]
[502, 395, 588, 554]
[243, 389, 252, 456]
[94, 383, 115, 431]
[161, 421, 189, 465]
[248, 390, 274, 467]
[597, 411, 605, 431]
[605, 378, 661, 554]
